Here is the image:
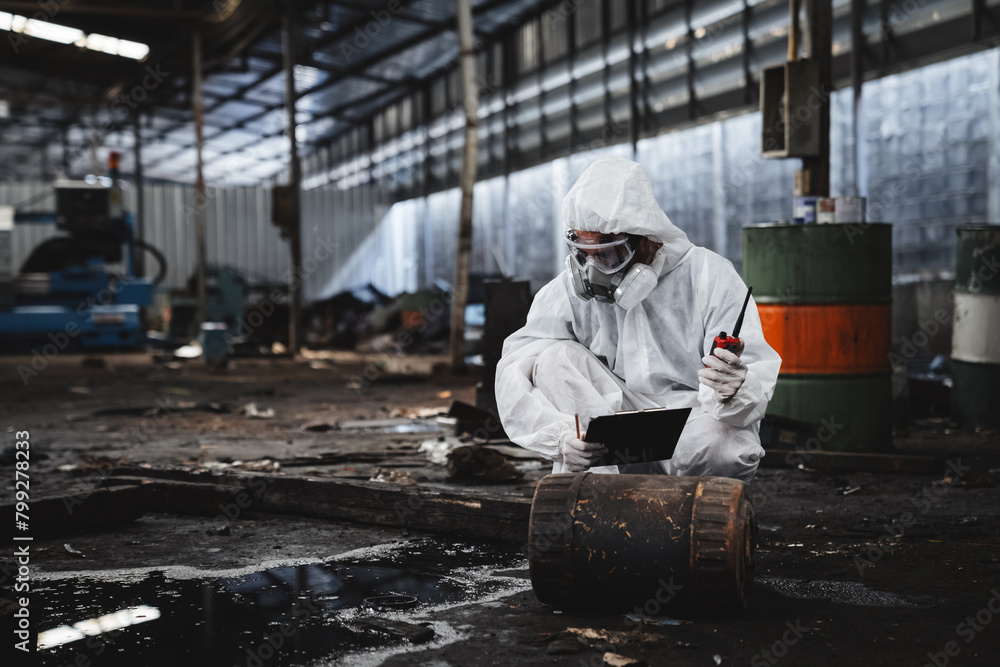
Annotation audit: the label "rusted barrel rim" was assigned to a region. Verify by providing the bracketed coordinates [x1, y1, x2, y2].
[689, 477, 755, 613]
[527, 472, 588, 606]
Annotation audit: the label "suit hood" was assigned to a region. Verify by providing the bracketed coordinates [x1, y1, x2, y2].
[561, 156, 693, 275]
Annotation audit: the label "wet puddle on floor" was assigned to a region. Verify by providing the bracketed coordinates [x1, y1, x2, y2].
[32, 539, 526, 666]
[757, 575, 936, 608]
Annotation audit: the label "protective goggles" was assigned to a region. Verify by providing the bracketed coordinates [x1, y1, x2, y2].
[565, 230, 636, 274]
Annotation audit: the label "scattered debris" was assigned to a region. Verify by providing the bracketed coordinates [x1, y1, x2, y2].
[563, 628, 661, 644]
[482, 443, 545, 460]
[173, 343, 202, 359]
[714, 655, 723, 665]
[546, 638, 583, 655]
[437, 390, 452, 399]
[68, 386, 92, 394]
[340, 417, 420, 430]
[233, 459, 280, 472]
[389, 406, 447, 419]
[603, 652, 646, 667]
[302, 415, 338, 432]
[445, 400, 506, 439]
[199, 459, 281, 472]
[90, 401, 227, 418]
[272, 341, 288, 354]
[370, 468, 417, 485]
[356, 617, 434, 644]
[241, 402, 275, 419]
[364, 594, 419, 611]
[447, 445, 524, 483]
[954, 516, 980, 526]
[351, 417, 442, 434]
[839, 486, 861, 495]
[64, 544, 85, 558]
[420, 436, 466, 464]
[623, 613, 691, 627]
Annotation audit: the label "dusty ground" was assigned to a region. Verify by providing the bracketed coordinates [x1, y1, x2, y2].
[2, 352, 1000, 666]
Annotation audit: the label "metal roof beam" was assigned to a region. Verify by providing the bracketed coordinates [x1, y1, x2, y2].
[0, 0, 242, 22]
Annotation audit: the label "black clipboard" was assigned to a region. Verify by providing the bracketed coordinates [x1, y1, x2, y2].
[583, 407, 691, 467]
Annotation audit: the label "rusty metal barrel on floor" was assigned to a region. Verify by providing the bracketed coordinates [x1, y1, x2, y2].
[528, 473, 756, 614]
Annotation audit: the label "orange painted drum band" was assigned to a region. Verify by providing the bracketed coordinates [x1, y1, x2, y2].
[757, 303, 892, 374]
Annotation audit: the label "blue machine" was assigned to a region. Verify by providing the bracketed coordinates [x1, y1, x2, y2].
[0, 181, 163, 349]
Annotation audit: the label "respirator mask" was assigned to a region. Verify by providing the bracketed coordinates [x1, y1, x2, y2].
[565, 230, 658, 309]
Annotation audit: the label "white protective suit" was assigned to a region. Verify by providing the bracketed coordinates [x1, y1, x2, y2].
[495, 157, 781, 482]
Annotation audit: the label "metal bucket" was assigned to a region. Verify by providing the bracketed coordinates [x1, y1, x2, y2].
[951, 224, 1000, 429]
[527, 473, 756, 614]
[743, 223, 893, 451]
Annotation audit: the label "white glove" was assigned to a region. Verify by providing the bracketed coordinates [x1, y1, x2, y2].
[699, 341, 748, 403]
[558, 434, 608, 472]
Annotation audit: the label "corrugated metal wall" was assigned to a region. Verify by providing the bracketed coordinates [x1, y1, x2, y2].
[1, 183, 289, 291]
[301, 47, 1000, 299]
[6, 46, 994, 304]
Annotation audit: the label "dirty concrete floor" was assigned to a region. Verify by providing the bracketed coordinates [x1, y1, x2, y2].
[2, 352, 1000, 666]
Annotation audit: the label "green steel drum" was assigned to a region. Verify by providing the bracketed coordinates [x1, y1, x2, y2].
[951, 225, 1000, 429]
[743, 223, 893, 452]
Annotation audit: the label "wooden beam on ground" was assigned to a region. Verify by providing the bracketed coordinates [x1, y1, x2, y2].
[2, 486, 145, 537]
[761, 449, 943, 474]
[108, 467, 532, 543]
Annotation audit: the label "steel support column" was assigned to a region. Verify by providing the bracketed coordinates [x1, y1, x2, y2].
[802, 0, 832, 198]
[282, 5, 303, 355]
[133, 111, 145, 278]
[192, 30, 208, 327]
[449, 0, 479, 372]
[851, 0, 864, 196]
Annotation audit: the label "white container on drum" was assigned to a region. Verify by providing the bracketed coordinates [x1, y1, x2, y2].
[835, 196, 866, 223]
[817, 198, 836, 224]
[792, 196, 817, 224]
[815, 197, 866, 224]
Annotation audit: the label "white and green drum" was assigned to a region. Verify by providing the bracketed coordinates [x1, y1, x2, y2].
[951, 225, 1000, 429]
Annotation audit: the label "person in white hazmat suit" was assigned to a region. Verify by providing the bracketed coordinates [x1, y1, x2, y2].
[495, 157, 781, 483]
